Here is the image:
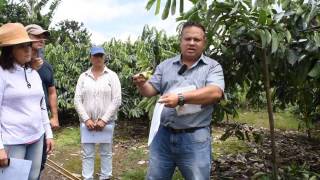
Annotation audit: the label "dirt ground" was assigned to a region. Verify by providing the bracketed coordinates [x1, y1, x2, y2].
[40, 122, 320, 179]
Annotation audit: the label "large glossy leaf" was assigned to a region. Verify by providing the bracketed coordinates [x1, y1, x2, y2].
[258, 29, 267, 48]
[145, 0, 156, 10]
[179, 0, 184, 13]
[313, 32, 320, 47]
[271, 29, 278, 54]
[162, 0, 171, 19]
[285, 30, 291, 43]
[287, 49, 298, 65]
[171, 0, 176, 15]
[308, 61, 320, 78]
[265, 29, 272, 46]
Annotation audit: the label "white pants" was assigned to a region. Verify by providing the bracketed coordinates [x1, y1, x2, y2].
[82, 143, 113, 180]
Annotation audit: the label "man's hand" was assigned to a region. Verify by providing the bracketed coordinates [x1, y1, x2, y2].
[31, 57, 43, 70]
[46, 139, 54, 154]
[132, 73, 147, 87]
[0, 149, 9, 167]
[158, 93, 179, 108]
[95, 119, 106, 131]
[85, 119, 95, 131]
[50, 116, 60, 130]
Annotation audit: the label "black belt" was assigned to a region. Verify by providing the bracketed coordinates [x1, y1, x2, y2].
[164, 126, 205, 134]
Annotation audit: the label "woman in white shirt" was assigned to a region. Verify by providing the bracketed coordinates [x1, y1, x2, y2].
[0, 23, 54, 180]
[74, 46, 121, 180]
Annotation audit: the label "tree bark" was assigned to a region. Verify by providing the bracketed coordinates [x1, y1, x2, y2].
[262, 49, 278, 179]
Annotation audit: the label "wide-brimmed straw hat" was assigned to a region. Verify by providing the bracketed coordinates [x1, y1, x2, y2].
[0, 23, 36, 47]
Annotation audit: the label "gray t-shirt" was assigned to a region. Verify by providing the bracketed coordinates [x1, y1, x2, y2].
[149, 54, 225, 129]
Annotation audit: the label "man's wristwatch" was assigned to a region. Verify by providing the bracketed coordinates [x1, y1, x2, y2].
[177, 93, 185, 106]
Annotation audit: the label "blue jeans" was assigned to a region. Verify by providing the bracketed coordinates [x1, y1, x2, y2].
[37, 134, 47, 180]
[147, 126, 211, 180]
[4, 135, 44, 180]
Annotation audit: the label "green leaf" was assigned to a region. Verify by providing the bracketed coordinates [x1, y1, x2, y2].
[179, 0, 184, 14]
[310, 176, 318, 180]
[162, 0, 171, 20]
[145, 0, 157, 10]
[265, 29, 272, 46]
[171, 0, 176, 15]
[258, 29, 267, 48]
[308, 61, 320, 78]
[287, 49, 298, 65]
[285, 30, 291, 43]
[313, 32, 320, 47]
[258, 9, 268, 25]
[271, 29, 278, 54]
[155, 0, 161, 15]
[274, 12, 284, 23]
[229, 2, 239, 15]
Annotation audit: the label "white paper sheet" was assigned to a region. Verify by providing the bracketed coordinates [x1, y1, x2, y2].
[80, 122, 114, 143]
[172, 85, 202, 116]
[148, 103, 164, 146]
[0, 158, 32, 180]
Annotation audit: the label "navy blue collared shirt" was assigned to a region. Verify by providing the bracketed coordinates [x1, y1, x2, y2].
[149, 54, 225, 129]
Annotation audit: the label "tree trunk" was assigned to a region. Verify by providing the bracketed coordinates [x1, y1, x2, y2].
[262, 50, 278, 179]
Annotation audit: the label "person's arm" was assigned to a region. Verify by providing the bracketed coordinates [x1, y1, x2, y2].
[0, 72, 5, 150]
[159, 62, 225, 108]
[30, 57, 43, 70]
[48, 86, 59, 129]
[100, 73, 122, 123]
[0, 73, 9, 167]
[135, 79, 158, 97]
[74, 74, 90, 123]
[158, 85, 223, 108]
[133, 63, 163, 97]
[40, 96, 54, 153]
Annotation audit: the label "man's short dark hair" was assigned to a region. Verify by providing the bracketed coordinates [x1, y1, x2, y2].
[180, 21, 206, 37]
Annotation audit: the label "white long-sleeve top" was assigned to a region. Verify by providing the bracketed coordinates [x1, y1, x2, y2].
[74, 66, 122, 123]
[0, 64, 53, 149]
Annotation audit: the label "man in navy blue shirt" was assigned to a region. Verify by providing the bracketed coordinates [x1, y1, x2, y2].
[26, 24, 59, 179]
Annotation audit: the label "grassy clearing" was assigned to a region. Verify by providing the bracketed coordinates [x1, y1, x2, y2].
[50, 125, 249, 179]
[54, 126, 80, 148]
[212, 128, 250, 159]
[232, 110, 299, 130]
[49, 110, 299, 179]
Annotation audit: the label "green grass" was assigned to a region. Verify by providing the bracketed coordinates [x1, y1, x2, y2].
[123, 148, 147, 166]
[213, 137, 250, 158]
[121, 168, 184, 180]
[50, 110, 300, 179]
[121, 168, 146, 180]
[233, 110, 299, 130]
[212, 129, 250, 158]
[54, 126, 80, 149]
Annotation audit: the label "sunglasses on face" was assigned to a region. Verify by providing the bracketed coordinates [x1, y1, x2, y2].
[30, 34, 47, 41]
[92, 53, 104, 57]
[15, 42, 32, 49]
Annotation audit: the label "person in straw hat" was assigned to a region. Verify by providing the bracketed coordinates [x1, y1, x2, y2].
[0, 23, 54, 180]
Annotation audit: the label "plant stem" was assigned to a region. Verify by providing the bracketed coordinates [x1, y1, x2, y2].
[262, 49, 278, 179]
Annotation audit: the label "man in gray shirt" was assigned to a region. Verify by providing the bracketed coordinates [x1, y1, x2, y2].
[133, 21, 224, 179]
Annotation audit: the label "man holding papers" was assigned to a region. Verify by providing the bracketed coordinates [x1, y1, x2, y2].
[133, 21, 225, 180]
[74, 46, 121, 180]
